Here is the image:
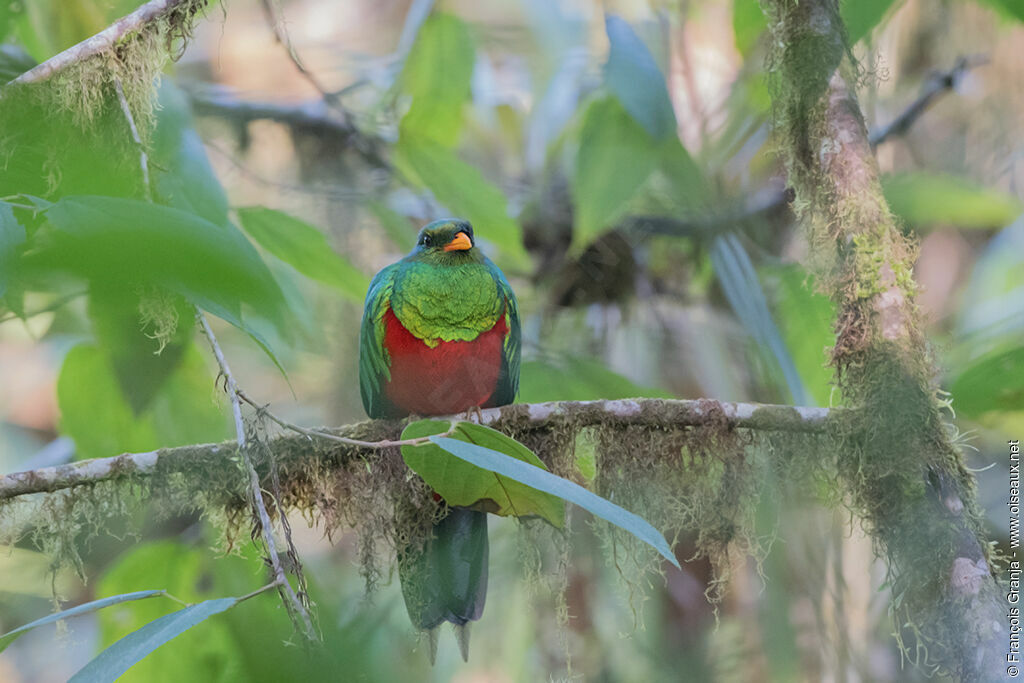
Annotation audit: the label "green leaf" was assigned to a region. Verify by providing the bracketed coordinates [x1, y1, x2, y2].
[573, 96, 662, 245]
[519, 356, 671, 403]
[771, 267, 836, 406]
[237, 207, 369, 301]
[365, 201, 419, 249]
[58, 344, 160, 460]
[0, 202, 26, 297]
[394, 137, 529, 269]
[70, 598, 240, 683]
[883, 172, 1023, 229]
[733, 0, 767, 56]
[399, 12, 475, 146]
[951, 345, 1024, 417]
[428, 434, 680, 567]
[0, 591, 165, 654]
[604, 15, 676, 140]
[36, 196, 289, 331]
[151, 82, 231, 226]
[841, 0, 898, 44]
[402, 421, 564, 527]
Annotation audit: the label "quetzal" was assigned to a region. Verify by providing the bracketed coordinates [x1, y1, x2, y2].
[358, 218, 520, 661]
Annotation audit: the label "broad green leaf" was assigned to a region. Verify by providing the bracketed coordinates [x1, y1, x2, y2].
[237, 207, 369, 301]
[519, 356, 671, 403]
[399, 13, 475, 146]
[394, 137, 529, 269]
[58, 344, 160, 460]
[573, 96, 662, 245]
[0, 202, 26, 297]
[36, 196, 289, 331]
[733, 0, 767, 56]
[402, 421, 564, 527]
[951, 345, 1024, 417]
[883, 172, 1023, 229]
[842, 0, 898, 44]
[70, 598, 239, 682]
[58, 343, 229, 460]
[428, 434, 680, 567]
[604, 15, 676, 140]
[0, 590, 165, 653]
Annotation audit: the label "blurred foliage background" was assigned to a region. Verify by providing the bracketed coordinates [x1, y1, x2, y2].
[1, 0, 1022, 681]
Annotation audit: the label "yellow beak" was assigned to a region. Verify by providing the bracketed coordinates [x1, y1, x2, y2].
[443, 231, 473, 252]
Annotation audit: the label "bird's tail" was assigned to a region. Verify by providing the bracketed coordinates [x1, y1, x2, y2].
[399, 506, 489, 663]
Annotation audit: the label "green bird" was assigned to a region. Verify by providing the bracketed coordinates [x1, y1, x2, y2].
[358, 218, 521, 661]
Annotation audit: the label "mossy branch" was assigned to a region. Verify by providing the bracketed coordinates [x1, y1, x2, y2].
[8, 0, 205, 86]
[760, 0, 1005, 679]
[0, 398, 830, 501]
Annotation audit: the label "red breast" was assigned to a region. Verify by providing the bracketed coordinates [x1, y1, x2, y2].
[382, 307, 508, 416]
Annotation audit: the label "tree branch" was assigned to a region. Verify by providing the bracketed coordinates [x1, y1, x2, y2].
[7, 0, 204, 86]
[0, 398, 831, 501]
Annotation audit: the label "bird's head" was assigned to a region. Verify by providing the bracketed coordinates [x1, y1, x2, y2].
[410, 219, 481, 264]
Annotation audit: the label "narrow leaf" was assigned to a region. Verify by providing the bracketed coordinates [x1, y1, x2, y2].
[0, 202, 26, 297]
[604, 15, 677, 140]
[69, 598, 239, 683]
[0, 591, 165, 653]
[394, 137, 529, 268]
[429, 435, 680, 567]
[237, 207, 369, 300]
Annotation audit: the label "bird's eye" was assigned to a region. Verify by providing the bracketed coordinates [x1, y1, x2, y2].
[420, 235, 431, 247]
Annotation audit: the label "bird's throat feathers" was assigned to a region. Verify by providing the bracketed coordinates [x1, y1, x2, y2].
[389, 259, 506, 347]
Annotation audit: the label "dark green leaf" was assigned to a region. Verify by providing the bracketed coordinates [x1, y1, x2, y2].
[237, 207, 369, 300]
[429, 434, 680, 567]
[841, 0, 897, 44]
[399, 13, 475, 146]
[0, 591, 165, 654]
[70, 598, 239, 683]
[402, 421, 564, 527]
[604, 15, 676, 140]
[883, 172, 1023, 229]
[0, 202, 26, 297]
[394, 137, 529, 268]
[573, 96, 662, 245]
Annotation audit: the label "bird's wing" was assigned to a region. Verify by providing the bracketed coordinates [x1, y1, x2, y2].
[359, 263, 400, 418]
[491, 265, 521, 406]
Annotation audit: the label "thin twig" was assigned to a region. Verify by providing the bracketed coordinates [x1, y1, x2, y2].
[114, 78, 152, 200]
[196, 311, 316, 641]
[7, 0, 200, 86]
[235, 389, 453, 448]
